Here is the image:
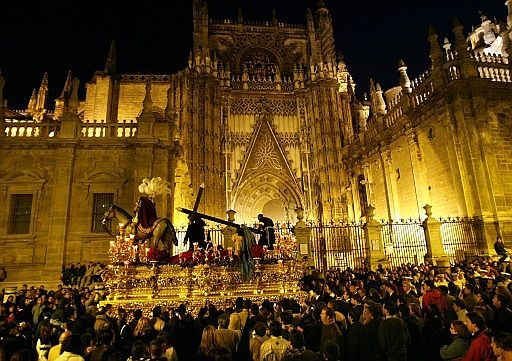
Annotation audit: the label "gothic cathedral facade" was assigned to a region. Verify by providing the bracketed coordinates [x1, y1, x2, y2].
[1, 1, 512, 282]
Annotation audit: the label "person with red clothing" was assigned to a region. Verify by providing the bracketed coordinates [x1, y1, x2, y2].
[421, 280, 446, 314]
[462, 311, 496, 361]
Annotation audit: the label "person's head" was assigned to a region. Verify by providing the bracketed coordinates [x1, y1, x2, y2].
[453, 299, 466, 312]
[494, 293, 509, 309]
[348, 305, 363, 324]
[258, 214, 263, 221]
[464, 311, 486, 334]
[497, 236, 503, 243]
[269, 320, 282, 337]
[280, 311, 293, 326]
[491, 333, 512, 357]
[133, 309, 143, 321]
[254, 322, 267, 337]
[363, 302, 382, 322]
[234, 297, 244, 310]
[58, 331, 72, 345]
[132, 340, 149, 360]
[322, 340, 340, 361]
[133, 317, 151, 337]
[152, 305, 162, 318]
[476, 291, 490, 305]
[62, 334, 85, 355]
[149, 339, 165, 359]
[450, 320, 471, 339]
[289, 330, 305, 349]
[217, 313, 229, 329]
[320, 306, 335, 324]
[423, 280, 435, 291]
[199, 325, 217, 352]
[464, 284, 475, 295]
[383, 301, 397, 317]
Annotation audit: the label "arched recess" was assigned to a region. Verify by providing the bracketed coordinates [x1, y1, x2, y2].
[237, 47, 282, 76]
[232, 169, 303, 224]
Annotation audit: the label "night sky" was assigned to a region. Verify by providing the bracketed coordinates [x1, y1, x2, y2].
[2, 0, 506, 110]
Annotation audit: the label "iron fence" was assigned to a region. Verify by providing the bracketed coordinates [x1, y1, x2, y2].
[440, 217, 486, 262]
[381, 219, 427, 267]
[309, 222, 368, 271]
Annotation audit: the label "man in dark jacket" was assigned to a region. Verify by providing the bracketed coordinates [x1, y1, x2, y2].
[378, 302, 409, 361]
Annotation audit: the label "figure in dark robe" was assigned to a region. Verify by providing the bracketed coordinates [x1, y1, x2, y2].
[183, 215, 209, 250]
[257, 213, 275, 250]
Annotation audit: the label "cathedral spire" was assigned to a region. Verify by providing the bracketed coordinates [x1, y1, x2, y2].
[272, 8, 278, 26]
[104, 40, 117, 75]
[397, 59, 411, 93]
[27, 89, 37, 114]
[427, 25, 443, 68]
[60, 70, 73, 98]
[315, 0, 336, 63]
[67, 78, 80, 113]
[36, 72, 48, 112]
[142, 78, 153, 114]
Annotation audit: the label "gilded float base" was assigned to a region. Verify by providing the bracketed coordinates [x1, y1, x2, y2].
[100, 259, 306, 316]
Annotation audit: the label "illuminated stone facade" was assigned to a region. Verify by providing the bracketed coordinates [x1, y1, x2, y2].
[1, 1, 512, 282]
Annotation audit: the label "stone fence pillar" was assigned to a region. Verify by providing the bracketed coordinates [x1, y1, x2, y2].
[293, 207, 312, 263]
[363, 206, 390, 271]
[422, 204, 451, 273]
[221, 209, 237, 249]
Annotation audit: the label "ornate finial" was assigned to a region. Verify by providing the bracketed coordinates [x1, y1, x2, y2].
[423, 204, 433, 218]
[398, 59, 411, 92]
[142, 78, 153, 113]
[36, 72, 49, 112]
[317, 0, 327, 9]
[60, 70, 73, 98]
[104, 40, 117, 74]
[272, 8, 278, 25]
[28, 89, 37, 113]
[68, 77, 80, 112]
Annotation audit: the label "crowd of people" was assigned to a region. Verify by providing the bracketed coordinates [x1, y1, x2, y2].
[3, 256, 512, 361]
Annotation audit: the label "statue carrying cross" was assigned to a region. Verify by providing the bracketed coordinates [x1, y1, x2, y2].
[182, 183, 211, 251]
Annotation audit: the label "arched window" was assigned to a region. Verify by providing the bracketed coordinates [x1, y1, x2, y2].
[240, 49, 278, 79]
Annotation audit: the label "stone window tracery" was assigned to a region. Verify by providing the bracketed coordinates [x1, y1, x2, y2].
[241, 50, 278, 80]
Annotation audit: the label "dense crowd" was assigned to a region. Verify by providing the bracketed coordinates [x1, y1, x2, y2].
[2, 257, 512, 361]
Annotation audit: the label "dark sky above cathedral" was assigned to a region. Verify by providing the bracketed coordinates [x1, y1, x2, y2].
[2, 0, 506, 110]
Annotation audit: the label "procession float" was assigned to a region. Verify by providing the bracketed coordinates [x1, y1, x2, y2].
[100, 178, 307, 315]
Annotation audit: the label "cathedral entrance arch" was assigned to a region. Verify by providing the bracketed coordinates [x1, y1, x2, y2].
[231, 170, 303, 224]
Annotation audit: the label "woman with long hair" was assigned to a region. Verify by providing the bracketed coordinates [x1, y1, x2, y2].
[439, 320, 471, 360]
[198, 325, 218, 361]
[133, 317, 153, 345]
[36, 325, 53, 361]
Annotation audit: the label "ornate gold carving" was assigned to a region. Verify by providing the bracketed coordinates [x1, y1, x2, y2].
[230, 97, 296, 116]
[252, 135, 282, 170]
